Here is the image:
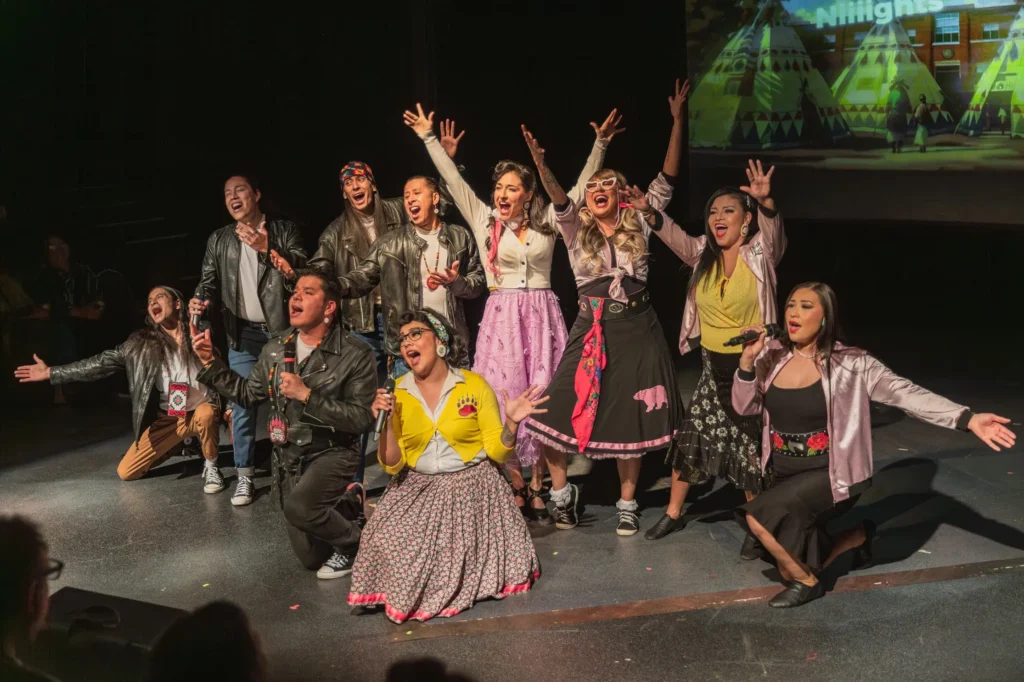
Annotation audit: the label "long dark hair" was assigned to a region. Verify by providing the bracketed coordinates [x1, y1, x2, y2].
[688, 187, 756, 293]
[148, 601, 266, 682]
[124, 286, 199, 374]
[484, 161, 555, 266]
[397, 308, 470, 370]
[781, 281, 842, 365]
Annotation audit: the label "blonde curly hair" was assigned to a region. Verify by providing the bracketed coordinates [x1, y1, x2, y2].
[577, 169, 647, 269]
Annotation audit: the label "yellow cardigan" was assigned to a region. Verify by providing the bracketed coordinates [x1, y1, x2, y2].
[380, 369, 513, 475]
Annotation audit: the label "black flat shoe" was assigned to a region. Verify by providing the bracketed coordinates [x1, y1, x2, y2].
[644, 513, 687, 540]
[768, 580, 825, 608]
[528, 487, 552, 525]
[851, 520, 877, 570]
[511, 485, 531, 519]
[740, 532, 766, 561]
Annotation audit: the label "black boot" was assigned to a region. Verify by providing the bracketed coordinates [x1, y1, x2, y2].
[740, 532, 766, 561]
[768, 580, 825, 608]
[528, 487, 552, 526]
[644, 513, 687, 540]
[851, 520, 876, 570]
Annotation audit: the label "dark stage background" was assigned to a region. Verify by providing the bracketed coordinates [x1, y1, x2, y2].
[1, 0, 1021, 402]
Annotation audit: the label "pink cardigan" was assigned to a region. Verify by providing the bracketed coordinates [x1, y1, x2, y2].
[651, 204, 785, 356]
[732, 341, 971, 503]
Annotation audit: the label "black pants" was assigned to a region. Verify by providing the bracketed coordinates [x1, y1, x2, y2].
[280, 450, 362, 570]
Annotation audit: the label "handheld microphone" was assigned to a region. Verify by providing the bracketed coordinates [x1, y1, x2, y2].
[723, 323, 783, 347]
[374, 377, 397, 438]
[191, 287, 205, 328]
[282, 340, 296, 374]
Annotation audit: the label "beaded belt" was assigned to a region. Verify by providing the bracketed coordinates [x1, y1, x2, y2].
[770, 427, 830, 457]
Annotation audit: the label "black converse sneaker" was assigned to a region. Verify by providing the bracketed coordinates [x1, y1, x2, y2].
[317, 551, 356, 580]
[552, 483, 580, 530]
[203, 463, 225, 494]
[616, 508, 641, 536]
[231, 475, 254, 506]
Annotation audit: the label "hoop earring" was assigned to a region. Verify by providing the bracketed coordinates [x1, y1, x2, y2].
[436, 344, 448, 358]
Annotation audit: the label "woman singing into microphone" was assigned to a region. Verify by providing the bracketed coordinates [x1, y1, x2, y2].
[642, 162, 785, 553]
[733, 282, 1015, 608]
[348, 309, 547, 623]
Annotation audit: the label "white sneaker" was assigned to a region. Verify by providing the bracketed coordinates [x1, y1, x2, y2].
[231, 475, 254, 506]
[203, 464, 225, 494]
[316, 551, 356, 579]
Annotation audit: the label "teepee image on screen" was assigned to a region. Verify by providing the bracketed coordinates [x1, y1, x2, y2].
[688, 0, 850, 150]
[831, 19, 954, 138]
[956, 4, 1024, 139]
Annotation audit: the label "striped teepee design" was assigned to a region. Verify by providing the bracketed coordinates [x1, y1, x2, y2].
[956, 4, 1024, 138]
[831, 19, 954, 137]
[688, 0, 850, 150]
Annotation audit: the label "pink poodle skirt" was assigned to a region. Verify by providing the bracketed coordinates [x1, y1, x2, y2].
[347, 461, 540, 624]
[472, 288, 568, 467]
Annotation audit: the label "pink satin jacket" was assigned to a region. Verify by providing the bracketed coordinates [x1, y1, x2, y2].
[653, 205, 785, 355]
[732, 341, 970, 502]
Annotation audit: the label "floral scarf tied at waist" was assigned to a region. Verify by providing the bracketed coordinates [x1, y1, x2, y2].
[571, 297, 607, 452]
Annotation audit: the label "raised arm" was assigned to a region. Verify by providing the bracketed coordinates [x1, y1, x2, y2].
[621, 186, 704, 266]
[740, 159, 785, 265]
[19, 345, 127, 385]
[404, 105, 490, 232]
[663, 78, 690, 180]
[522, 125, 568, 207]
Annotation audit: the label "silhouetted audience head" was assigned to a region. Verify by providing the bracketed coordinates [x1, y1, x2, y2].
[0, 515, 58, 648]
[147, 601, 265, 682]
[387, 657, 477, 682]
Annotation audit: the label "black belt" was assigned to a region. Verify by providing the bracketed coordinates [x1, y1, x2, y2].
[577, 289, 651, 321]
[240, 319, 269, 332]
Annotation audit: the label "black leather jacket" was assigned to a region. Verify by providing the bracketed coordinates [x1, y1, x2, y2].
[308, 196, 406, 334]
[338, 222, 485, 357]
[195, 217, 308, 350]
[49, 331, 212, 445]
[197, 323, 376, 499]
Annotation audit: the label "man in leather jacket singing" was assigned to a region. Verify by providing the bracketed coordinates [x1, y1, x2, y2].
[192, 269, 376, 580]
[14, 286, 225, 493]
[189, 175, 308, 507]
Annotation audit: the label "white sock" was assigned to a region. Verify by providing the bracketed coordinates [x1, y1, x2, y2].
[616, 498, 638, 512]
[550, 485, 571, 507]
[204, 459, 218, 470]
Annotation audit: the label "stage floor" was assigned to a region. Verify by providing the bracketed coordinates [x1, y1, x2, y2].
[2, 361, 1022, 681]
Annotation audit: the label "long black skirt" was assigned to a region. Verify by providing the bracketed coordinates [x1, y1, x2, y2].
[736, 454, 862, 573]
[524, 298, 682, 459]
[667, 348, 764, 493]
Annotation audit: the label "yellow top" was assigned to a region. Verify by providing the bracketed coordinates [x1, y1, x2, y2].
[381, 369, 513, 475]
[695, 257, 761, 354]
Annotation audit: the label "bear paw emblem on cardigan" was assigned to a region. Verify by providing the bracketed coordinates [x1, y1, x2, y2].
[457, 395, 478, 417]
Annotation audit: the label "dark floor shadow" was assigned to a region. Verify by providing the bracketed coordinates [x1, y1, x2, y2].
[686, 481, 744, 521]
[580, 450, 670, 506]
[387, 657, 477, 682]
[820, 457, 1024, 585]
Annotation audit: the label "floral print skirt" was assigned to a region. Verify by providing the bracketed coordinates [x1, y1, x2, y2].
[347, 461, 540, 624]
[667, 348, 764, 493]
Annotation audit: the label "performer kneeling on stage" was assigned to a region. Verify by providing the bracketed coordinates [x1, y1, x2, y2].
[192, 270, 377, 579]
[733, 282, 1016, 608]
[348, 309, 545, 623]
[15, 286, 223, 492]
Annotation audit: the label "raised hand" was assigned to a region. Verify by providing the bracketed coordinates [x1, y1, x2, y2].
[269, 249, 295, 280]
[190, 321, 215, 365]
[590, 108, 626, 142]
[439, 119, 465, 159]
[236, 220, 269, 253]
[738, 327, 767, 372]
[403, 103, 435, 136]
[521, 125, 545, 166]
[279, 372, 311, 403]
[502, 385, 551, 424]
[668, 78, 691, 120]
[967, 414, 1017, 452]
[740, 159, 775, 204]
[620, 185, 651, 213]
[427, 260, 460, 289]
[14, 354, 51, 383]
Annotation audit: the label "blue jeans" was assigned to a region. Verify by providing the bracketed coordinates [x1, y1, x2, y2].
[351, 312, 408, 483]
[228, 325, 271, 477]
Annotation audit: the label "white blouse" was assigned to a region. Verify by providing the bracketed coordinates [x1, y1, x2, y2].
[419, 130, 607, 290]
